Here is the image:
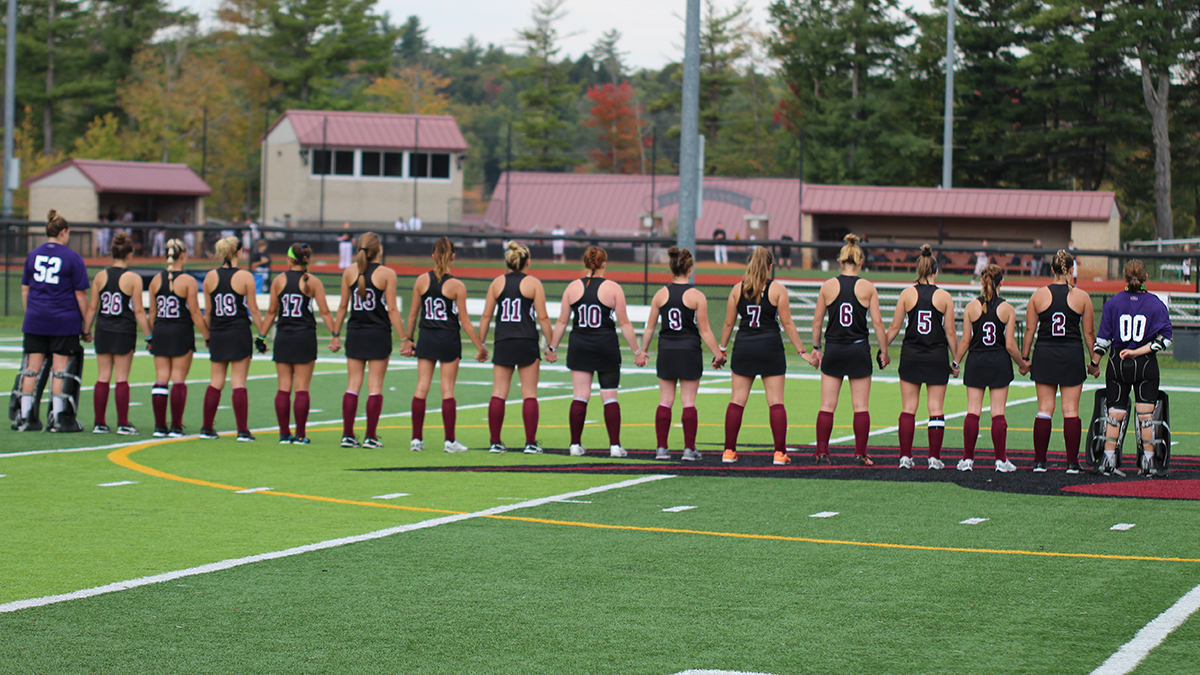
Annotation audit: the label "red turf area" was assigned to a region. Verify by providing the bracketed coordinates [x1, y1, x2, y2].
[1063, 480, 1200, 500]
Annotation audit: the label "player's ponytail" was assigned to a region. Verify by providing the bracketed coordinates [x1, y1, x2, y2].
[1052, 249, 1074, 279]
[981, 263, 1003, 308]
[110, 231, 133, 261]
[355, 232, 380, 299]
[215, 236, 240, 266]
[289, 243, 312, 294]
[165, 239, 185, 293]
[667, 246, 694, 278]
[504, 240, 530, 272]
[1123, 259, 1148, 293]
[46, 210, 69, 238]
[432, 237, 455, 281]
[839, 233, 864, 267]
[915, 244, 938, 282]
[744, 246, 774, 302]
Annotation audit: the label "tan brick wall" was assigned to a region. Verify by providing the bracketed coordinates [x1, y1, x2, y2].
[1071, 218, 1118, 281]
[28, 186, 98, 224]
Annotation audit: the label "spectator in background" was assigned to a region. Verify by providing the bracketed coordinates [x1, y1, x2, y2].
[574, 225, 587, 238]
[1068, 239, 1078, 280]
[151, 223, 166, 258]
[1031, 239, 1045, 276]
[96, 223, 112, 258]
[408, 213, 423, 232]
[394, 215, 406, 232]
[183, 225, 196, 258]
[338, 224, 354, 270]
[973, 240, 990, 281]
[551, 224, 566, 263]
[713, 224, 728, 264]
[778, 232, 793, 270]
[252, 239, 272, 293]
[1184, 244, 1192, 282]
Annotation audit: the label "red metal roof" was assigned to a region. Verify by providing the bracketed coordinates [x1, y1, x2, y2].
[484, 173, 1116, 237]
[270, 110, 468, 152]
[23, 159, 212, 195]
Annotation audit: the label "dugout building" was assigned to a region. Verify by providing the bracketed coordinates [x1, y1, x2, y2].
[261, 110, 468, 229]
[487, 172, 1120, 278]
[23, 158, 210, 226]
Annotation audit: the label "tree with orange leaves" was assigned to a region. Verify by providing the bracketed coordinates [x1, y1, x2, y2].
[582, 82, 647, 174]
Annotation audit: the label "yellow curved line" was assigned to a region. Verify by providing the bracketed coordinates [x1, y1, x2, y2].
[109, 441, 1200, 564]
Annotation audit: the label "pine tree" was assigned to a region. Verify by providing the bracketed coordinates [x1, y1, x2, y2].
[508, 0, 578, 171]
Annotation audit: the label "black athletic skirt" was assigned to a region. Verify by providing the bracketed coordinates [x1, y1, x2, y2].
[1030, 342, 1086, 387]
[345, 327, 392, 361]
[94, 328, 136, 356]
[567, 331, 621, 373]
[731, 331, 786, 378]
[273, 328, 318, 364]
[208, 327, 253, 362]
[1106, 353, 1159, 406]
[657, 346, 703, 381]
[150, 323, 195, 358]
[899, 343, 951, 386]
[493, 338, 540, 368]
[821, 341, 872, 379]
[963, 349, 1014, 389]
[415, 328, 462, 363]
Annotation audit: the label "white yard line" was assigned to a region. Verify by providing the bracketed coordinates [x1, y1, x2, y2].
[1090, 582, 1200, 675]
[0, 474, 674, 614]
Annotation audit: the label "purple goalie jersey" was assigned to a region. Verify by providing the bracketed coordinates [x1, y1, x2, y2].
[22, 241, 89, 336]
[1096, 291, 1172, 354]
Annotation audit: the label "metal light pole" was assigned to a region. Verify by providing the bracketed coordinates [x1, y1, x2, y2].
[2, 0, 17, 217]
[677, 0, 701, 257]
[941, 0, 957, 189]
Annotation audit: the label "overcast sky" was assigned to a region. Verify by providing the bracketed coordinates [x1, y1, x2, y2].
[172, 0, 936, 71]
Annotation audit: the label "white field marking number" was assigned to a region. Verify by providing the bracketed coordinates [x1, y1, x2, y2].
[809, 511, 839, 518]
[98, 481, 137, 487]
[960, 518, 990, 525]
[235, 487, 271, 494]
[1111, 523, 1136, 531]
[662, 505, 696, 513]
[372, 493, 410, 500]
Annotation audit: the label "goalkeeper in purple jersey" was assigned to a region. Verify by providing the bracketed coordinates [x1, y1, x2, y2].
[1091, 260, 1173, 476]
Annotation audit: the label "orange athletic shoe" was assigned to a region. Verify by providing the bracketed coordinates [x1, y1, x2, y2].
[773, 451, 791, 466]
[722, 449, 738, 463]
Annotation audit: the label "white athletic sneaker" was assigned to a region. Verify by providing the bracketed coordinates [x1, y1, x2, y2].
[899, 456, 915, 469]
[681, 448, 702, 462]
[928, 457, 945, 470]
[609, 444, 627, 458]
[655, 447, 670, 460]
[957, 458, 974, 472]
[995, 459, 1017, 473]
[444, 439, 469, 453]
[569, 443, 586, 456]
[489, 443, 507, 454]
[410, 438, 424, 452]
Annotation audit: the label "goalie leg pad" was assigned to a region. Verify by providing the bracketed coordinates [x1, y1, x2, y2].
[1087, 390, 1130, 468]
[47, 353, 85, 433]
[10, 353, 50, 426]
[1139, 392, 1170, 472]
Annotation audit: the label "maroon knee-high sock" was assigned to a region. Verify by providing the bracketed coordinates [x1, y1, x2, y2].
[927, 416, 945, 459]
[603, 400, 621, 446]
[202, 386, 221, 430]
[523, 398, 538, 445]
[815, 410, 834, 455]
[488, 396, 505, 444]
[1033, 415, 1052, 463]
[769, 404, 787, 453]
[152, 382, 169, 428]
[442, 398, 457, 441]
[94, 381, 110, 427]
[991, 415, 1008, 462]
[853, 411, 870, 457]
[681, 406, 698, 450]
[275, 390, 291, 436]
[232, 388, 249, 433]
[411, 396, 426, 440]
[724, 402, 744, 451]
[898, 412, 916, 457]
[366, 394, 383, 439]
[569, 399, 587, 445]
[1063, 416, 1081, 464]
[963, 413, 980, 460]
[115, 382, 130, 427]
[170, 383, 187, 428]
[294, 391, 310, 439]
[655, 405, 672, 449]
[342, 392, 358, 438]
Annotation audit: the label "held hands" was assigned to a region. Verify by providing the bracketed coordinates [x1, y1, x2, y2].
[544, 348, 558, 363]
[329, 336, 341, 353]
[1088, 361, 1102, 378]
[475, 347, 489, 362]
[82, 331, 93, 343]
[876, 349, 890, 370]
[255, 336, 269, 354]
[399, 337, 415, 357]
[1018, 359, 1031, 376]
[634, 351, 649, 367]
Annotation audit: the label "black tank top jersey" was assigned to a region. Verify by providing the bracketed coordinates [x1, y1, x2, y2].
[276, 270, 316, 333]
[571, 277, 617, 334]
[969, 296, 1006, 352]
[825, 275, 869, 344]
[154, 270, 193, 327]
[347, 263, 391, 332]
[1036, 284, 1083, 345]
[658, 283, 700, 350]
[494, 272, 537, 342]
[96, 267, 136, 335]
[208, 267, 251, 332]
[737, 282, 780, 335]
[420, 271, 460, 332]
[903, 284, 948, 348]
